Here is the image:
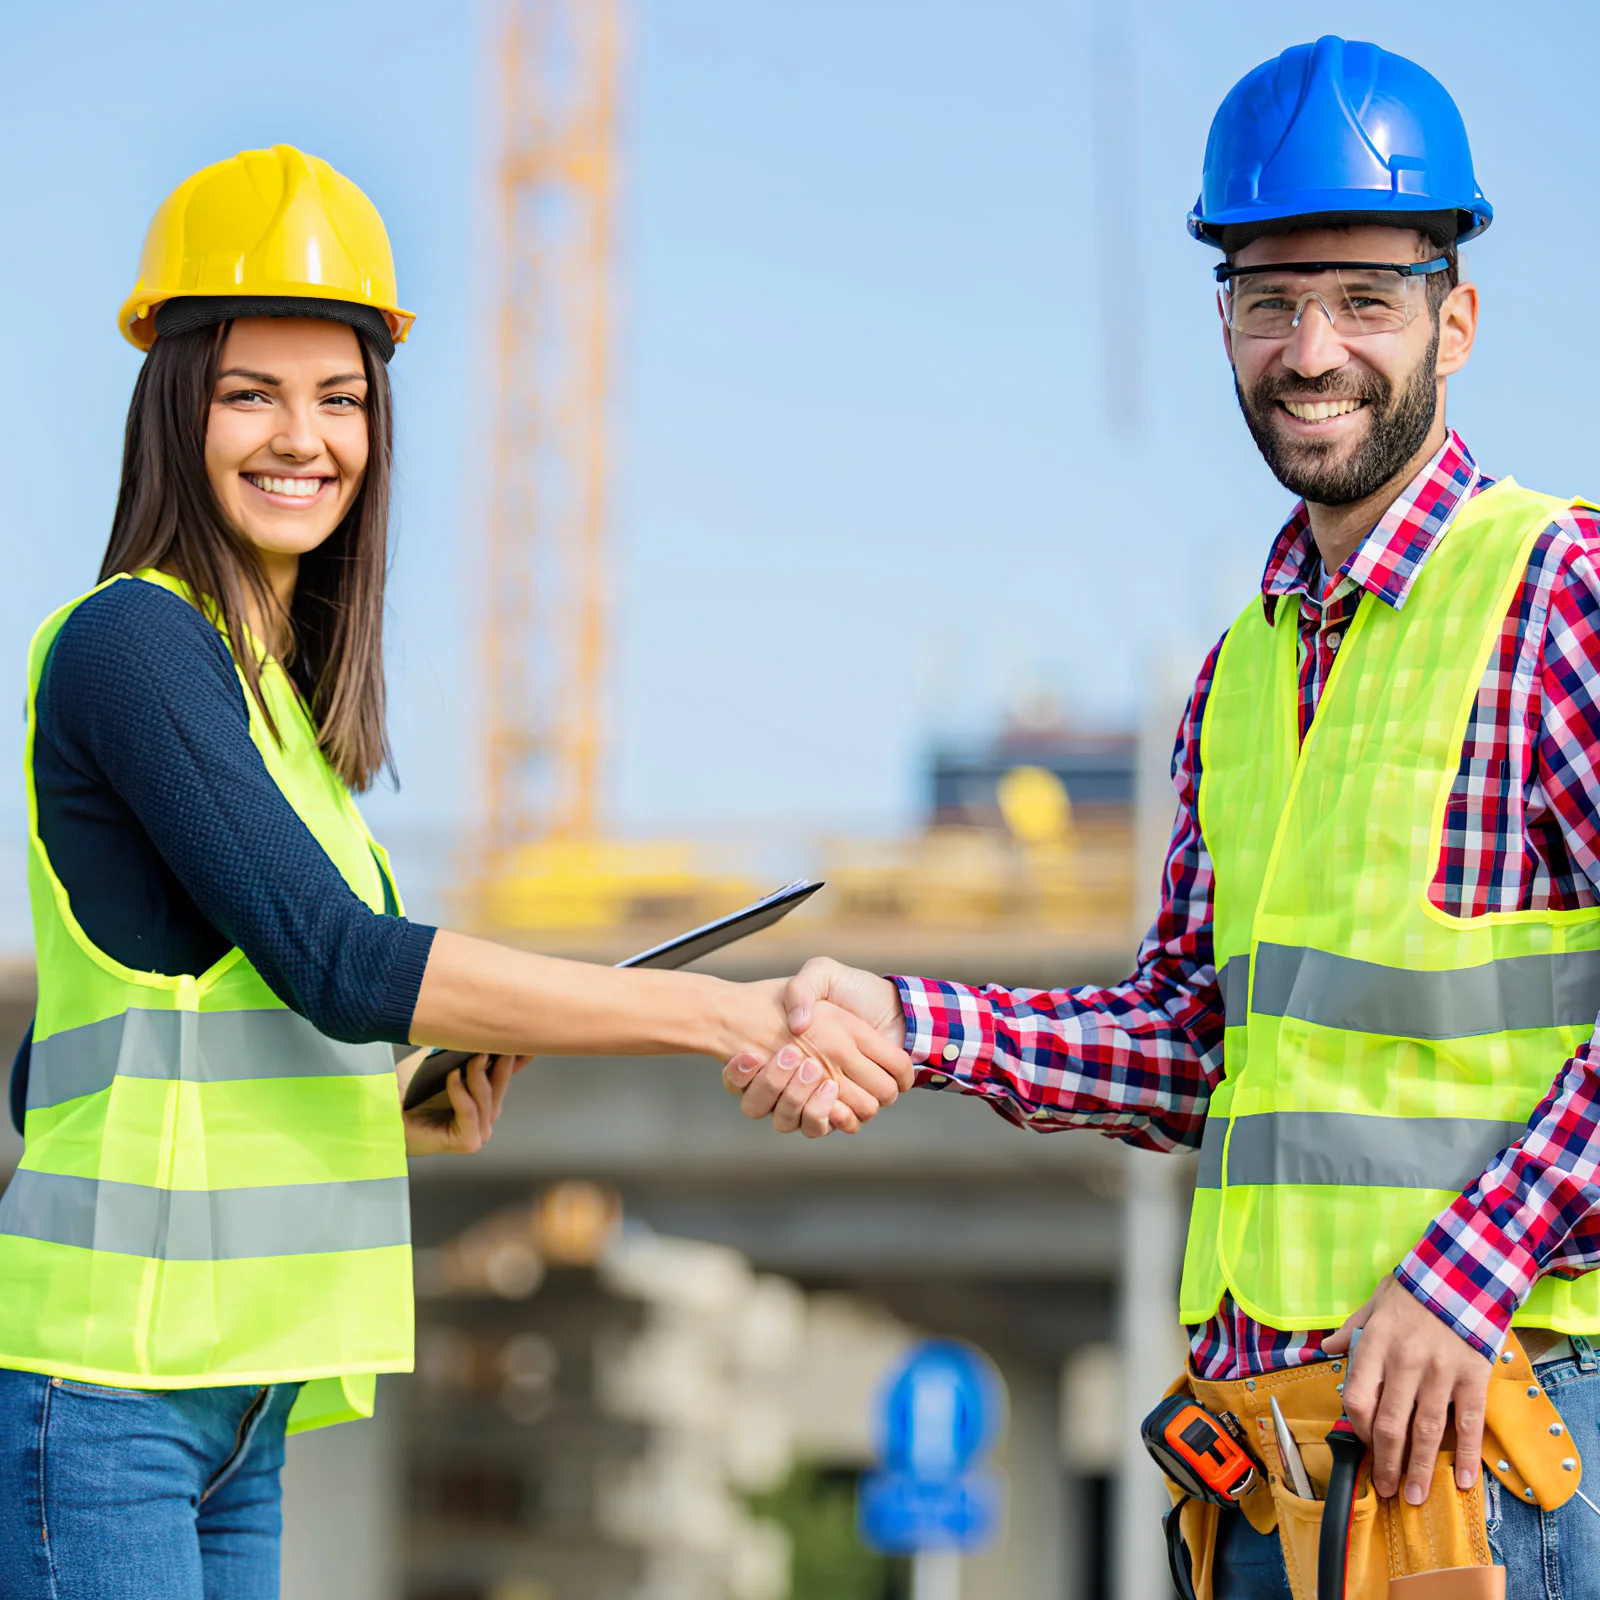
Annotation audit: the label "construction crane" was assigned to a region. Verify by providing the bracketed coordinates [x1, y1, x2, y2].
[472, 0, 756, 935]
[480, 0, 619, 863]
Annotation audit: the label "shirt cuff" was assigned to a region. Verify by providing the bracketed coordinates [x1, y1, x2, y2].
[892, 975, 995, 1089]
[1394, 1194, 1538, 1363]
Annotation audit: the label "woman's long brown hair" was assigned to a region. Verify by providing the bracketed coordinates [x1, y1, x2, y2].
[98, 321, 395, 792]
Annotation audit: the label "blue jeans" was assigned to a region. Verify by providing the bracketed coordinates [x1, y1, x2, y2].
[1212, 1345, 1600, 1600]
[0, 1368, 300, 1600]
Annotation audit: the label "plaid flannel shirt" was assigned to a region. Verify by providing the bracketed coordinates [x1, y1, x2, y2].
[894, 432, 1600, 1376]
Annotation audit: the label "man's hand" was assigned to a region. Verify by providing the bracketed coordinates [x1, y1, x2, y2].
[724, 959, 909, 1135]
[783, 957, 907, 1046]
[1323, 1274, 1492, 1504]
[715, 975, 912, 1139]
[399, 1049, 530, 1155]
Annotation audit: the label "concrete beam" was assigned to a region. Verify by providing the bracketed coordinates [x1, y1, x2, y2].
[615, 1179, 1121, 1278]
[408, 1055, 1128, 1183]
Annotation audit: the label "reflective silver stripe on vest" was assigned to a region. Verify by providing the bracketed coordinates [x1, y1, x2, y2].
[1251, 943, 1600, 1041]
[0, 1170, 410, 1259]
[1192, 1111, 1526, 1191]
[1197, 1115, 1227, 1189]
[28, 1009, 396, 1112]
[1221, 955, 1251, 1028]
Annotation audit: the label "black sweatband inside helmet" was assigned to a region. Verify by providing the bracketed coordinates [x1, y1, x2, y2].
[153, 295, 396, 361]
[1216, 209, 1465, 262]
[1215, 209, 1462, 259]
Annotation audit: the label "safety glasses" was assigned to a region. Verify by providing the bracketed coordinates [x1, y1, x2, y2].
[1215, 257, 1451, 339]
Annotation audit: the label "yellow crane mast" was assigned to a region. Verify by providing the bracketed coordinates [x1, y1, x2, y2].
[473, 0, 755, 937]
[482, 0, 618, 861]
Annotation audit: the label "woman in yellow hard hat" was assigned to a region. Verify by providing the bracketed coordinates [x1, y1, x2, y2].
[0, 145, 909, 1599]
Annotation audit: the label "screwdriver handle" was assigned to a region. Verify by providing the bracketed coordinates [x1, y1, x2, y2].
[1318, 1416, 1367, 1600]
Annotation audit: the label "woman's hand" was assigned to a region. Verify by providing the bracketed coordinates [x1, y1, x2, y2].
[724, 961, 911, 1136]
[722, 978, 913, 1139]
[397, 1049, 530, 1156]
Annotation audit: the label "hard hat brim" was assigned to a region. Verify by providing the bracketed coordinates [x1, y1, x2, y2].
[148, 296, 405, 362]
[121, 288, 414, 354]
[1189, 193, 1492, 250]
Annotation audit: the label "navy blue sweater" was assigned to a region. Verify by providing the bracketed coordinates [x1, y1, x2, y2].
[9, 580, 436, 1133]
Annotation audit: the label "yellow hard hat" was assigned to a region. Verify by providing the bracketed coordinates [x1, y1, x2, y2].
[118, 144, 414, 355]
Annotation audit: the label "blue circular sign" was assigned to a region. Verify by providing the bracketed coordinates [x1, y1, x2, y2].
[858, 1467, 1001, 1555]
[877, 1339, 1004, 1477]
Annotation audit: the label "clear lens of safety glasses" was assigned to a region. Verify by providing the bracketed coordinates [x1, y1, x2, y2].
[1216, 257, 1451, 340]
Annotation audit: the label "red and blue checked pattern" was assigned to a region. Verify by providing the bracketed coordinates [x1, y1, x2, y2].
[895, 432, 1600, 1375]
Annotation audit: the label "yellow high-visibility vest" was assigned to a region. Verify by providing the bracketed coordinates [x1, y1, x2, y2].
[0, 571, 412, 1432]
[1179, 480, 1600, 1335]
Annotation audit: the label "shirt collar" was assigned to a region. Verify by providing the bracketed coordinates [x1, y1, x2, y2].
[1259, 430, 1484, 620]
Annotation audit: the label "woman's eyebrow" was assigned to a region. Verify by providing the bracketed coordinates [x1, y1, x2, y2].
[318, 372, 367, 388]
[218, 366, 281, 385]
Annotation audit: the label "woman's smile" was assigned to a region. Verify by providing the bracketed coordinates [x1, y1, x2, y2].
[241, 472, 334, 506]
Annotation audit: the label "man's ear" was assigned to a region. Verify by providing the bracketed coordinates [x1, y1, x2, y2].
[1435, 280, 1479, 379]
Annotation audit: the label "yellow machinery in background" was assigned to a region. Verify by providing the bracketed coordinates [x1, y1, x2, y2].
[823, 767, 1133, 935]
[477, 839, 758, 935]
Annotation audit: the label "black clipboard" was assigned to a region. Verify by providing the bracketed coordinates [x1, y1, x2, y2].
[401, 878, 824, 1110]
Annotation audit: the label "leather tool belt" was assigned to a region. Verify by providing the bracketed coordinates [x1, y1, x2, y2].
[1159, 1334, 1580, 1600]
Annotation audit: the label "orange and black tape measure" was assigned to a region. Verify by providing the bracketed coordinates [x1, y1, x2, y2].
[1141, 1394, 1260, 1505]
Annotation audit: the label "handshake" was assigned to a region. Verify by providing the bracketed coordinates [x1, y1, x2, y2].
[723, 958, 913, 1139]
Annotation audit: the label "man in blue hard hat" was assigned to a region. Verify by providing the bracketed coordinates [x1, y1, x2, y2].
[728, 34, 1600, 1596]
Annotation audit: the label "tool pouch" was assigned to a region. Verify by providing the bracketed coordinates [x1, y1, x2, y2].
[1156, 1334, 1576, 1600]
[1267, 1446, 1479, 1599]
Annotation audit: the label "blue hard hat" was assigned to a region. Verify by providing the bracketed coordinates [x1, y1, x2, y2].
[1189, 36, 1491, 249]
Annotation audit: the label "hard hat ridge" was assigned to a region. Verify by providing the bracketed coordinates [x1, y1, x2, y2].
[1189, 35, 1491, 249]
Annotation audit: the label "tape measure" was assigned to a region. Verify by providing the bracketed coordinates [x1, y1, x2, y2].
[1141, 1394, 1260, 1505]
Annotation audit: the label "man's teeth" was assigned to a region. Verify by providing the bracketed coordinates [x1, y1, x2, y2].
[247, 474, 322, 498]
[1283, 399, 1365, 422]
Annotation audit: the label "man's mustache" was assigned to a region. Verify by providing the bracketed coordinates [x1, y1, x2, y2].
[1247, 370, 1390, 411]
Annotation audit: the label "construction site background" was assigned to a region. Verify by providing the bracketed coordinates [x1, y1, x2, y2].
[6, 2, 1600, 1598]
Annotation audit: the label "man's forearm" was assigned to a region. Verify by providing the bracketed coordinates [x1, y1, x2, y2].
[893, 957, 1224, 1148]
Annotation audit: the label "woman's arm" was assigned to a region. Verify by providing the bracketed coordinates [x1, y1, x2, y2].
[412, 930, 911, 1127]
[413, 930, 772, 1058]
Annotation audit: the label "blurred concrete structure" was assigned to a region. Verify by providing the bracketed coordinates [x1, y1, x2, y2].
[380, 913, 1184, 1600]
[396, 1219, 811, 1600]
[270, 1025, 1149, 1600]
[282, 1191, 924, 1600]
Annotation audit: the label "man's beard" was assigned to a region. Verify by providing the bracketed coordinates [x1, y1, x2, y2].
[1234, 323, 1441, 506]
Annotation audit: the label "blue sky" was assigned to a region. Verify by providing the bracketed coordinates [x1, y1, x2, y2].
[3, 1, 1598, 931]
